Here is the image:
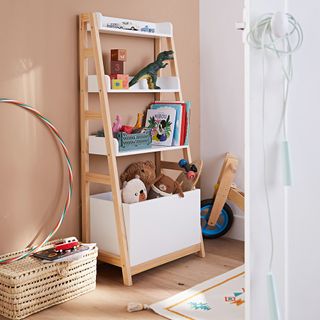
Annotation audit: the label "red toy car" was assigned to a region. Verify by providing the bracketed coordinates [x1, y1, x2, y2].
[54, 237, 79, 252]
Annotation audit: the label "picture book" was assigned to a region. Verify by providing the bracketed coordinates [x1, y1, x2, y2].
[184, 101, 191, 145]
[151, 103, 183, 146]
[145, 108, 176, 146]
[154, 101, 191, 145]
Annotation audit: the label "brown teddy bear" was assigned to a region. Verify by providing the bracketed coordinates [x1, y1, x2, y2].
[148, 174, 184, 199]
[120, 161, 156, 189]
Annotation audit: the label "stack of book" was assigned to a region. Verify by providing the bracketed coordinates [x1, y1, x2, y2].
[145, 101, 191, 147]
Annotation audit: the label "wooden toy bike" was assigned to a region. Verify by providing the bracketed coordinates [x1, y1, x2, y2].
[201, 153, 244, 238]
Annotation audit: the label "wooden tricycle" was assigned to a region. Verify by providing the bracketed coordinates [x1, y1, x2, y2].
[200, 153, 244, 238]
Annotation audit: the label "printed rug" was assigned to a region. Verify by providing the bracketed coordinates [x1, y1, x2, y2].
[150, 265, 245, 320]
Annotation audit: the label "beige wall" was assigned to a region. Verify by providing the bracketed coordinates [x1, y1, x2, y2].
[0, 0, 199, 253]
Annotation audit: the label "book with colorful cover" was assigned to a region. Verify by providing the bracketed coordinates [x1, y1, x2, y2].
[154, 101, 191, 145]
[184, 101, 191, 145]
[145, 108, 176, 146]
[151, 103, 183, 146]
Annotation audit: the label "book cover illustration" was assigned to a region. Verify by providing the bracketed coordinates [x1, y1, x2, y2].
[151, 103, 182, 146]
[146, 108, 176, 146]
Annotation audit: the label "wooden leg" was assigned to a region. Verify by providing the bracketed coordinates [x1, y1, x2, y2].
[79, 15, 90, 243]
[122, 266, 133, 286]
[208, 155, 238, 226]
[89, 13, 132, 286]
[182, 147, 205, 258]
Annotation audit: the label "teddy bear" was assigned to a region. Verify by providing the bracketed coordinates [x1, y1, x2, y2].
[120, 161, 156, 189]
[122, 175, 147, 204]
[148, 174, 184, 199]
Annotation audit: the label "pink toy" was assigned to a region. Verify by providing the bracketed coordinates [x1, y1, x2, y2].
[112, 115, 122, 133]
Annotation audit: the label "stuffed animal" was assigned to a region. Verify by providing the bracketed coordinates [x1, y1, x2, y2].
[120, 161, 156, 189]
[148, 174, 184, 199]
[122, 176, 147, 204]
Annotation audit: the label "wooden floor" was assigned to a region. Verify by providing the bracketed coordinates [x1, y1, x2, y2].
[2, 238, 244, 320]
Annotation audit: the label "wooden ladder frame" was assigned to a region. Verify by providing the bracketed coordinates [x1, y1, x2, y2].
[79, 12, 205, 286]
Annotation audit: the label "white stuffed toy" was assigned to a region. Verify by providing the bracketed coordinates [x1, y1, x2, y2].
[122, 175, 147, 204]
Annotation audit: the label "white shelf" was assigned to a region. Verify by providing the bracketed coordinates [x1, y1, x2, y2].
[88, 75, 180, 93]
[94, 13, 173, 38]
[89, 135, 188, 157]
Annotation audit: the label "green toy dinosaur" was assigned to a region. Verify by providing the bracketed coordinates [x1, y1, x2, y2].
[129, 50, 174, 89]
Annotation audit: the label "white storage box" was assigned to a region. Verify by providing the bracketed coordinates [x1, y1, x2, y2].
[90, 189, 201, 266]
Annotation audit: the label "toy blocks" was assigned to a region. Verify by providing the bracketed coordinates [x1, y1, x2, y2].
[110, 48, 129, 89]
[111, 74, 129, 89]
[111, 49, 127, 62]
[110, 60, 124, 74]
[112, 79, 124, 90]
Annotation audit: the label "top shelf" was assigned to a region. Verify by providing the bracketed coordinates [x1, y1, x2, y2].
[92, 12, 173, 38]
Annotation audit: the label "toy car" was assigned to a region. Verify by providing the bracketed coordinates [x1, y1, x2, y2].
[106, 22, 122, 29]
[54, 237, 79, 252]
[141, 25, 156, 33]
[121, 21, 139, 31]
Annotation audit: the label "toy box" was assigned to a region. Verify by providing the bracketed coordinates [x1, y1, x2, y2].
[90, 189, 201, 266]
[0, 243, 98, 319]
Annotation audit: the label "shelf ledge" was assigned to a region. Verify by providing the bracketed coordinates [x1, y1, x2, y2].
[88, 75, 180, 93]
[89, 135, 188, 157]
[92, 12, 173, 38]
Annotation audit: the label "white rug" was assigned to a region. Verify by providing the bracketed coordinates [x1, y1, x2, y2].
[150, 265, 245, 320]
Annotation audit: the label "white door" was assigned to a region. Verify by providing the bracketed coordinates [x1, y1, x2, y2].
[245, 1, 320, 319]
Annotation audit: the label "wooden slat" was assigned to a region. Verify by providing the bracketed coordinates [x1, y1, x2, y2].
[208, 155, 238, 226]
[98, 250, 122, 267]
[160, 161, 183, 171]
[154, 37, 162, 101]
[131, 244, 201, 275]
[79, 14, 90, 243]
[166, 37, 183, 101]
[83, 48, 94, 58]
[84, 111, 102, 120]
[89, 13, 133, 286]
[228, 187, 245, 211]
[86, 173, 111, 185]
[155, 151, 161, 177]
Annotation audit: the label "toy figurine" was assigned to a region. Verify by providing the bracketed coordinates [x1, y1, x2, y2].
[176, 160, 203, 192]
[129, 50, 174, 89]
[120, 125, 133, 134]
[132, 113, 143, 131]
[178, 159, 198, 179]
[112, 115, 122, 133]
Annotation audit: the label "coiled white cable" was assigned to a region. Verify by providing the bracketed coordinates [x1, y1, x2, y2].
[247, 12, 303, 320]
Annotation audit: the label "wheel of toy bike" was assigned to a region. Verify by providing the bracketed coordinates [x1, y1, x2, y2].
[200, 199, 234, 239]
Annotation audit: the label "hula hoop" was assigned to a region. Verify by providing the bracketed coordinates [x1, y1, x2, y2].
[0, 98, 73, 264]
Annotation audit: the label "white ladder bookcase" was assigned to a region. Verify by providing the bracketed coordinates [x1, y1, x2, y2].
[79, 12, 205, 286]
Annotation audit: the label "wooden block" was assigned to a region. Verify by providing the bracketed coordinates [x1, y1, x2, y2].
[110, 60, 124, 74]
[111, 49, 127, 61]
[112, 79, 123, 90]
[110, 74, 129, 89]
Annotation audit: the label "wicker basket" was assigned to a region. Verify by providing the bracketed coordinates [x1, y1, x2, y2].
[0, 243, 98, 319]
